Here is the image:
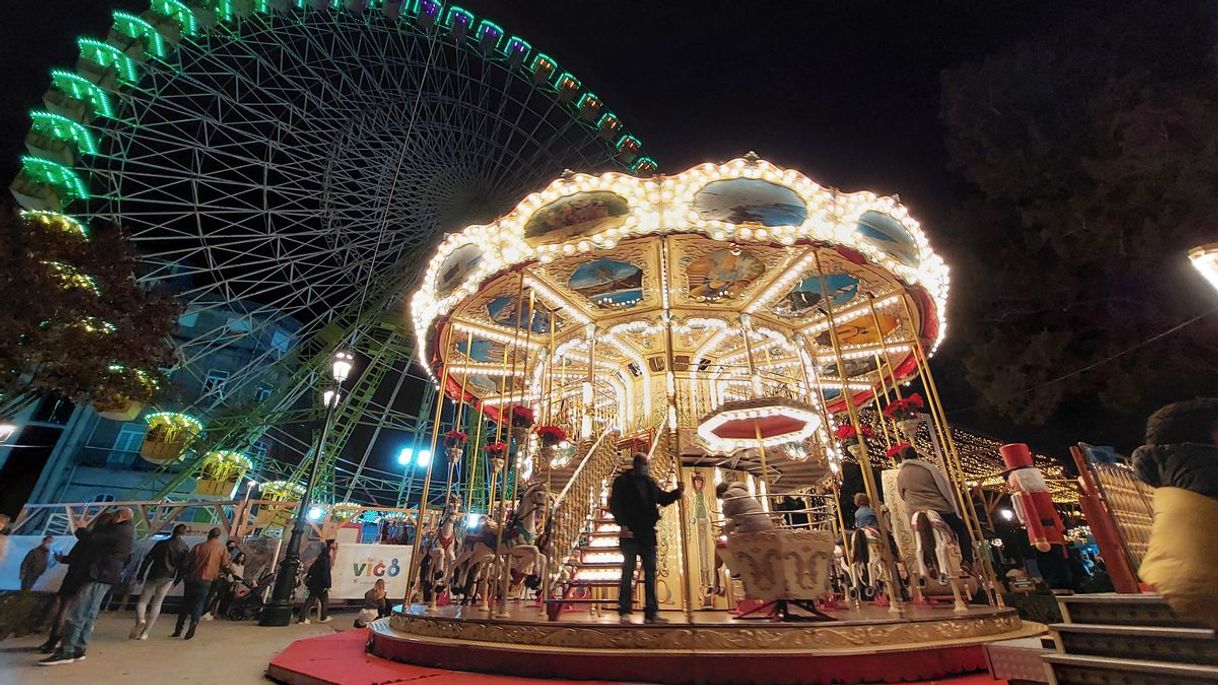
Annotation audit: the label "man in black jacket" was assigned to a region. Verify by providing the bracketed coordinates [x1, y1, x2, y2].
[609, 454, 682, 624]
[42, 507, 134, 666]
[129, 524, 189, 640]
[297, 539, 336, 624]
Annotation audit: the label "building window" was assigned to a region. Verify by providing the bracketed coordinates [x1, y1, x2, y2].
[227, 316, 252, 333]
[203, 369, 230, 398]
[254, 385, 273, 403]
[178, 310, 199, 328]
[271, 330, 292, 357]
[108, 423, 144, 467]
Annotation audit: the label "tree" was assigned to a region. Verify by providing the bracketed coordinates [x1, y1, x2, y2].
[0, 209, 179, 416]
[940, 2, 1218, 430]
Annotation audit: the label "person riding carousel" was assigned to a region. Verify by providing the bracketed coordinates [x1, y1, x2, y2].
[893, 444, 974, 569]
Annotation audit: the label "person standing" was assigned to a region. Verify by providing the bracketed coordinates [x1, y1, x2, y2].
[297, 540, 336, 624]
[608, 454, 683, 624]
[173, 527, 232, 640]
[129, 524, 189, 640]
[202, 539, 242, 621]
[20, 535, 54, 591]
[39, 516, 107, 654]
[894, 445, 974, 566]
[40, 508, 134, 666]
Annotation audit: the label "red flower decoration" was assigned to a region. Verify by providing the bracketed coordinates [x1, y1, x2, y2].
[484, 442, 507, 457]
[536, 425, 567, 446]
[443, 429, 468, 447]
[510, 405, 535, 428]
[882, 393, 925, 419]
[885, 442, 913, 459]
[833, 423, 874, 441]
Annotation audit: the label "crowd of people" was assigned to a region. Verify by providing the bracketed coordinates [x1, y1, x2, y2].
[30, 517, 272, 666]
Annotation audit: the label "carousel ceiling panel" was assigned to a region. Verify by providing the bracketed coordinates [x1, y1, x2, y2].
[452, 274, 570, 335]
[669, 236, 796, 307]
[533, 237, 660, 314]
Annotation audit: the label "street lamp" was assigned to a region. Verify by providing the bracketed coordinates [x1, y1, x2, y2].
[1190, 243, 1218, 294]
[260, 349, 352, 626]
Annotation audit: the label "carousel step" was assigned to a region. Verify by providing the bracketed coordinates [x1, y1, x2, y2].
[1050, 623, 1218, 666]
[1056, 593, 1204, 628]
[1042, 653, 1218, 685]
[573, 562, 623, 570]
[568, 579, 625, 587]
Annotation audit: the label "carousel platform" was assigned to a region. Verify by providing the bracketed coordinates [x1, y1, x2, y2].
[351, 601, 1043, 684]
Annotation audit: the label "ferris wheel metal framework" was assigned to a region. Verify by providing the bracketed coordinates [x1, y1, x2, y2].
[9, 0, 655, 506]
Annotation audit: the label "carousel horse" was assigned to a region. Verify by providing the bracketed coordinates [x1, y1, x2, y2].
[450, 481, 550, 602]
[426, 496, 463, 593]
[848, 526, 887, 599]
[910, 509, 969, 611]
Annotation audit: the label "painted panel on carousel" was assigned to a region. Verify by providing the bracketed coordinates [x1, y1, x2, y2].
[772, 272, 859, 319]
[815, 312, 899, 346]
[685, 247, 766, 302]
[486, 296, 553, 333]
[455, 338, 502, 392]
[819, 357, 879, 380]
[856, 210, 920, 267]
[692, 178, 808, 227]
[435, 243, 484, 298]
[523, 191, 629, 245]
[567, 258, 644, 309]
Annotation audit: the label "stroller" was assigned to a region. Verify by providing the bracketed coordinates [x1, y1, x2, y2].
[224, 568, 275, 621]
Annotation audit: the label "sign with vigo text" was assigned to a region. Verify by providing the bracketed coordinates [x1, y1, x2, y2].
[330, 543, 411, 599]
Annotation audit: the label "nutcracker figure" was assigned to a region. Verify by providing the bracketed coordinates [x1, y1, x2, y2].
[1001, 443, 1066, 553]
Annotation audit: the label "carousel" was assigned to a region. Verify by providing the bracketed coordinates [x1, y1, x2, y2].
[365, 155, 1041, 684]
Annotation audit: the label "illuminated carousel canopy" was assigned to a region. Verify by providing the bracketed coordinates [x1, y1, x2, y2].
[411, 156, 950, 485]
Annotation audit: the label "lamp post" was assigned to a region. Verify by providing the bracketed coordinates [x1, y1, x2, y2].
[260, 350, 353, 626]
[1190, 243, 1218, 295]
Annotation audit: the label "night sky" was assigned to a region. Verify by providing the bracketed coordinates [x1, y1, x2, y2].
[0, 1, 1137, 457]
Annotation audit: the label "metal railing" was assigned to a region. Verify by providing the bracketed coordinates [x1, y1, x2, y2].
[546, 429, 621, 587]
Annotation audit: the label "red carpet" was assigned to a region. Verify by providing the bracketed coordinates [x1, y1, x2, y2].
[267, 629, 1006, 685]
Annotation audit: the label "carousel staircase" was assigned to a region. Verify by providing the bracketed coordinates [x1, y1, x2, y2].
[542, 426, 667, 620]
[546, 505, 634, 618]
[1042, 594, 1218, 685]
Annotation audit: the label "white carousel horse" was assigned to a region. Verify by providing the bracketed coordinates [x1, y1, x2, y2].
[450, 481, 549, 603]
[424, 496, 463, 598]
[910, 509, 969, 612]
[848, 526, 888, 600]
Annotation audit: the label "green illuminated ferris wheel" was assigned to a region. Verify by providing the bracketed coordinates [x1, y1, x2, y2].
[9, 0, 654, 505]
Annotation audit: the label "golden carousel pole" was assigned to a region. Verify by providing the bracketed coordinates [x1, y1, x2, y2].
[481, 275, 526, 613]
[863, 293, 927, 605]
[544, 308, 556, 493]
[405, 325, 452, 609]
[493, 285, 537, 619]
[660, 235, 695, 623]
[738, 314, 772, 496]
[485, 342, 511, 517]
[813, 252, 904, 616]
[444, 332, 474, 507]
[464, 399, 486, 514]
[795, 331, 861, 611]
[898, 297, 1004, 608]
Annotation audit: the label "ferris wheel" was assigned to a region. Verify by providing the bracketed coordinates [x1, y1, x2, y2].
[9, 0, 654, 503]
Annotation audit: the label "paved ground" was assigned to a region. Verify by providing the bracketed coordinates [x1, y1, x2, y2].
[0, 608, 338, 685]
